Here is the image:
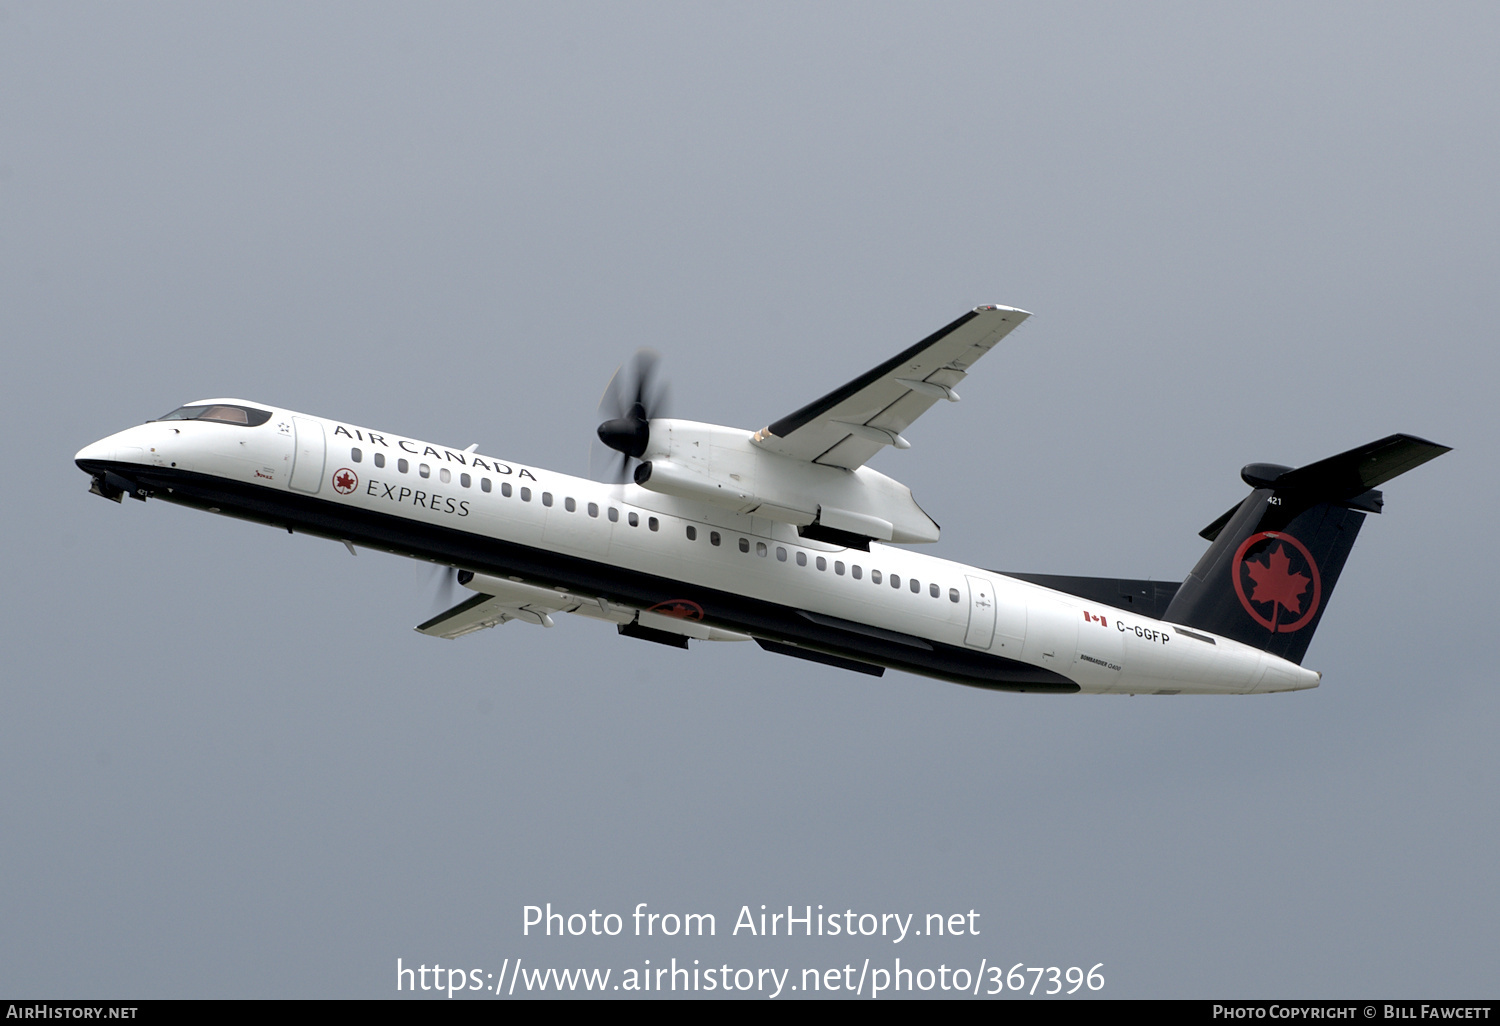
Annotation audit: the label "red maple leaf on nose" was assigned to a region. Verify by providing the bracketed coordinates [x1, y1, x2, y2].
[334, 471, 355, 492]
[1245, 543, 1309, 616]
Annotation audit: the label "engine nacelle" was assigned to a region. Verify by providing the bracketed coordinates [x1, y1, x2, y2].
[633, 419, 939, 544]
[458, 571, 567, 607]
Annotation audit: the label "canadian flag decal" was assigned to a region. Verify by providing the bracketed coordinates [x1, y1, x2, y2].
[1083, 610, 1108, 627]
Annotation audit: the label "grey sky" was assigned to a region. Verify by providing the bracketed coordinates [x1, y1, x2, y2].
[2, 1, 1495, 998]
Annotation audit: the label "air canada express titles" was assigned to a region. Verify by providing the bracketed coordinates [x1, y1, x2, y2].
[331, 424, 539, 482]
[331, 423, 540, 519]
[364, 478, 471, 517]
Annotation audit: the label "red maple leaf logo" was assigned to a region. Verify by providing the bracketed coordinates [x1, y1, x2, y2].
[1231, 530, 1323, 633]
[1244, 543, 1309, 626]
[649, 599, 704, 621]
[333, 470, 356, 493]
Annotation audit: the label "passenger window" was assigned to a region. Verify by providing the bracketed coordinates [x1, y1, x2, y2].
[564, 496, 575, 512]
[628, 512, 639, 527]
[872, 570, 882, 584]
[710, 531, 720, 546]
[398, 458, 409, 474]
[816, 556, 827, 571]
[756, 541, 767, 556]
[520, 487, 531, 501]
[460, 473, 471, 488]
[481, 478, 491, 493]
[440, 467, 451, 484]
[608, 507, 619, 522]
[374, 453, 385, 468]
[501, 481, 511, 497]
[649, 517, 659, 532]
[738, 537, 749, 553]
[351, 448, 362, 463]
[834, 561, 845, 575]
[910, 578, 920, 593]
[686, 526, 697, 541]
[852, 565, 862, 580]
[542, 492, 553, 507]
[419, 464, 430, 479]
[588, 502, 599, 518]
[949, 588, 960, 603]
[796, 551, 806, 566]
[891, 574, 900, 589]
[776, 546, 786, 561]
[929, 583, 939, 598]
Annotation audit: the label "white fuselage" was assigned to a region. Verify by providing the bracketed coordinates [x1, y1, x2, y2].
[75, 402, 1320, 695]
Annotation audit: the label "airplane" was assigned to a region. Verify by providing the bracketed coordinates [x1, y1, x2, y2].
[73, 305, 1450, 695]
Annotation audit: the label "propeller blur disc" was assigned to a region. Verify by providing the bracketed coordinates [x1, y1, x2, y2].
[591, 349, 669, 483]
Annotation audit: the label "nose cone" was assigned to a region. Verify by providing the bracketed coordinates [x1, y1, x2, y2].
[75, 426, 149, 471]
[596, 406, 651, 460]
[74, 437, 115, 466]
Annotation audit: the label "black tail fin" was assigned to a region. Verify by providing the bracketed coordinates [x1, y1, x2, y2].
[1163, 434, 1449, 664]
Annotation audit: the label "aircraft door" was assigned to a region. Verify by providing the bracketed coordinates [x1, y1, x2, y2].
[1021, 597, 1082, 671]
[992, 580, 1027, 655]
[964, 574, 996, 648]
[288, 417, 326, 493]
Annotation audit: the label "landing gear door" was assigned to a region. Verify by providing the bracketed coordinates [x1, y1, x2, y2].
[964, 574, 996, 648]
[289, 416, 326, 494]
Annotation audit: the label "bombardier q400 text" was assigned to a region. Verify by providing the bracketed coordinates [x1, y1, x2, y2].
[75, 306, 1449, 695]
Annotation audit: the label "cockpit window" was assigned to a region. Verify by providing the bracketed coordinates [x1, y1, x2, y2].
[157, 404, 272, 427]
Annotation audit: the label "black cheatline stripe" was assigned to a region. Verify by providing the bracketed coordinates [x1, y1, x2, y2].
[756, 639, 885, 676]
[797, 609, 933, 650]
[77, 460, 1077, 693]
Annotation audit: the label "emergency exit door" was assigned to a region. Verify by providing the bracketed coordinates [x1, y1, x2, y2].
[964, 574, 996, 647]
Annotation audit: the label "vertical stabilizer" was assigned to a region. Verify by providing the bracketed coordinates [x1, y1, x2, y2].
[1163, 434, 1449, 664]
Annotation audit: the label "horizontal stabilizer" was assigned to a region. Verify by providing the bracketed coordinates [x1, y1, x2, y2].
[1200, 433, 1451, 540]
[1270, 433, 1451, 496]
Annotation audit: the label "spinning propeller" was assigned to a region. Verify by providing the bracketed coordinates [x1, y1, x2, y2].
[427, 564, 460, 615]
[430, 350, 672, 613]
[592, 348, 670, 483]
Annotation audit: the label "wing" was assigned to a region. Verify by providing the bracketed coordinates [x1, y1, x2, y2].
[751, 305, 1030, 470]
[416, 593, 558, 638]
